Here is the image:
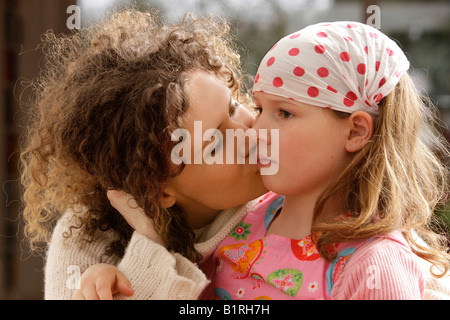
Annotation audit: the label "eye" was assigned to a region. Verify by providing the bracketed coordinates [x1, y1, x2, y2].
[279, 109, 294, 119]
[229, 99, 240, 117]
[253, 106, 262, 117]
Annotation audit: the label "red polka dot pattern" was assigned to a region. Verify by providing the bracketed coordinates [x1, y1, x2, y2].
[273, 77, 283, 87]
[317, 67, 329, 78]
[327, 86, 337, 93]
[289, 48, 300, 56]
[315, 45, 325, 54]
[255, 73, 260, 84]
[357, 63, 366, 74]
[293, 67, 305, 77]
[308, 87, 319, 97]
[340, 52, 350, 62]
[252, 21, 410, 115]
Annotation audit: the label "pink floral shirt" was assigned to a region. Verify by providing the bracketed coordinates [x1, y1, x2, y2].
[212, 192, 387, 300]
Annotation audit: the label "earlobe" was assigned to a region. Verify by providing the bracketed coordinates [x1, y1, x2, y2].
[345, 111, 374, 153]
[161, 185, 177, 209]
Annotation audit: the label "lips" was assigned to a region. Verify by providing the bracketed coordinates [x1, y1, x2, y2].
[257, 155, 276, 168]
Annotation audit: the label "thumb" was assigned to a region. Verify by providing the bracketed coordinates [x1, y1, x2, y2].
[113, 270, 134, 297]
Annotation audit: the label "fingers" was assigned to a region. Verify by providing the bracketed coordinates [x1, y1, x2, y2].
[106, 190, 142, 226]
[107, 190, 137, 209]
[96, 282, 114, 300]
[94, 269, 134, 299]
[72, 286, 100, 300]
[72, 289, 86, 300]
[71, 263, 134, 300]
[106, 190, 159, 243]
[72, 276, 132, 300]
[114, 271, 134, 297]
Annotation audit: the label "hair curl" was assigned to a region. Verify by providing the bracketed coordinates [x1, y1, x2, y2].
[312, 73, 450, 277]
[20, 9, 248, 262]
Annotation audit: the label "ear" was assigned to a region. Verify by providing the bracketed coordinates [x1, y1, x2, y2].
[160, 184, 177, 209]
[345, 111, 374, 153]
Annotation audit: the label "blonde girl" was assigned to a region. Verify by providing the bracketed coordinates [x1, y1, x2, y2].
[212, 21, 449, 299]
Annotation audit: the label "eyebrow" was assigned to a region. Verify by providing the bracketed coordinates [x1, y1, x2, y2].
[255, 95, 304, 109]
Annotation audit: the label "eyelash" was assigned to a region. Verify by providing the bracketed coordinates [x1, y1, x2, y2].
[253, 106, 262, 116]
[279, 109, 293, 119]
[253, 107, 294, 119]
[210, 100, 238, 155]
[229, 100, 240, 116]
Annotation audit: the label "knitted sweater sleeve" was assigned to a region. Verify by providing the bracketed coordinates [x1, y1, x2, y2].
[330, 235, 425, 300]
[44, 202, 252, 300]
[115, 203, 253, 300]
[44, 210, 120, 300]
[114, 232, 210, 300]
[44, 209, 209, 300]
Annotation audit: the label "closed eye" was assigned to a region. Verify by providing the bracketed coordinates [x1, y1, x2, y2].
[229, 99, 241, 117]
[253, 106, 262, 117]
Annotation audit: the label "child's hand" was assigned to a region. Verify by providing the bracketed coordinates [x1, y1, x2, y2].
[72, 263, 134, 300]
[107, 190, 163, 245]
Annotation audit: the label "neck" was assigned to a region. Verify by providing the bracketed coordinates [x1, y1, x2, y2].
[267, 190, 344, 240]
[183, 204, 221, 230]
[266, 192, 318, 240]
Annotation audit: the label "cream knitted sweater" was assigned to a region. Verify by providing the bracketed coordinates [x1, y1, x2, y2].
[44, 201, 254, 300]
[44, 199, 449, 300]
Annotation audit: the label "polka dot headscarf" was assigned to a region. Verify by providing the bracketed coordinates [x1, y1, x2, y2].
[252, 21, 410, 115]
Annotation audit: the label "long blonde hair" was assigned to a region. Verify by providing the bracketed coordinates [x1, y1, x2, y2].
[312, 73, 450, 277]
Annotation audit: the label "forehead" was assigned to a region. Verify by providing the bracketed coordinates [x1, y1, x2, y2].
[188, 70, 230, 103]
[183, 70, 231, 129]
[253, 91, 316, 109]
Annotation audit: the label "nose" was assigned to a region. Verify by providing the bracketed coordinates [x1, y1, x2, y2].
[251, 113, 272, 146]
[228, 102, 258, 162]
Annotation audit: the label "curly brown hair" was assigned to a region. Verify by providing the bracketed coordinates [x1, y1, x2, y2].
[20, 9, 248, 262]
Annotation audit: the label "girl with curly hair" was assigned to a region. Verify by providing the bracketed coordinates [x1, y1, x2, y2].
[20, 9, 267, 299]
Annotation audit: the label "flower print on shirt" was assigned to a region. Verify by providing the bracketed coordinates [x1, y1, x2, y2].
[236, 288, 245, 298]
[230, 221, 252, 241]
[308, 281, 319, 293]
[267, 269, 303, 297]
[218, 239, 266, 278]
[291, 235, 320, 261]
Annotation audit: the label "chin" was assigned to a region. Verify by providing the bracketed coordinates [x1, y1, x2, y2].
[232, 186, 268, 208]
[252, 176, 269, 195]
[261, 178, 287, 196]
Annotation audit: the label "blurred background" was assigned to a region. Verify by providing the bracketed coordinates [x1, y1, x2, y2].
[0, 0, 449, 299]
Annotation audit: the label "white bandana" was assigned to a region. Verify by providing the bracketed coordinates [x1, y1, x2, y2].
[252, 21, 410, 115]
